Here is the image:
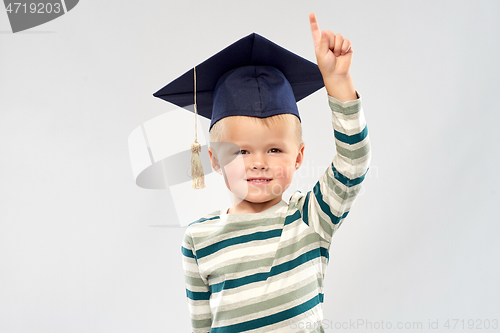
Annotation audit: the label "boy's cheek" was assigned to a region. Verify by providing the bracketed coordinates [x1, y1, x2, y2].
[221, 169, 249, 202]
[221, 163, 247, 187]
[222, 156, 246, 175]
[274, 165, 297, 179]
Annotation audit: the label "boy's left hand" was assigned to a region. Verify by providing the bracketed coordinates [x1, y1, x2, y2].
[309, 13, 352, 78]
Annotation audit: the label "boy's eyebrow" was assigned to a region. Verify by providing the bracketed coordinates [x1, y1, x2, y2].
[229, 137, 288, 144]
[233, 142, 290, 150]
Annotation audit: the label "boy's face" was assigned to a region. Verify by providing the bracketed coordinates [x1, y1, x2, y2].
[208, 116, 305, 211]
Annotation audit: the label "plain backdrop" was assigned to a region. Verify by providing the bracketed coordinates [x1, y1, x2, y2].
[1, 1, 499, 332]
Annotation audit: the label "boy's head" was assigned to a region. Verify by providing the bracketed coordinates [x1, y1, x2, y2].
[153, 33, 325, 209]
[208, 113, 305, 206]
[206, 64, 306, 206]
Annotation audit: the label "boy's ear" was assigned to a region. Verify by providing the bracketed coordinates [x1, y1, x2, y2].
[208, 147, 222, 174]
[295, 143, 306, 170]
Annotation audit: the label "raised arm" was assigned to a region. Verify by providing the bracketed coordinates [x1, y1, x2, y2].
[289, 14, 371, 243]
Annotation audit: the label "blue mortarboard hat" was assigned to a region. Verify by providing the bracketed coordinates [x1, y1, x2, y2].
[153, 33, 325, 130]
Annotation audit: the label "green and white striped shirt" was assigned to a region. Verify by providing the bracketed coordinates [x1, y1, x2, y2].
[181, 93, 370, 333]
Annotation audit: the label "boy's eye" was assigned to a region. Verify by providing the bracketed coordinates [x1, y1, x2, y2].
[235, 149, 280, 154]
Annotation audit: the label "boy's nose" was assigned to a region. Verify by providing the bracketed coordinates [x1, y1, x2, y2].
[252, 164, 268, 170]
[250, 157, 269, 170]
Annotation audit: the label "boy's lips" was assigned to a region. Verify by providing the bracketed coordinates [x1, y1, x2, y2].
[246, 177, 273, 184]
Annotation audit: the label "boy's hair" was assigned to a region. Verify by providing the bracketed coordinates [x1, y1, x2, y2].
[209, 113, 303, 149]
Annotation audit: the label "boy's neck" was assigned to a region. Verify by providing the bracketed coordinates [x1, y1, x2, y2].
[228, 196, 283, 214]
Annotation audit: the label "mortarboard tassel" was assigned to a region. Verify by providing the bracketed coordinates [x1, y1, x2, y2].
[191, 66, 205, 189]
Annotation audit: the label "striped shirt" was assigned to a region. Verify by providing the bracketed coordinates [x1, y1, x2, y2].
[181, 93, 371, 333]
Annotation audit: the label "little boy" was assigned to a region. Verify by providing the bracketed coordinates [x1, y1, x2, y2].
[156, 13, 370, 333]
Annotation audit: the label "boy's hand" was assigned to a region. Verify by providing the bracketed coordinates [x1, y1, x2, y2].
[309, 13, 352, 78]
[309, 12, 357, 101]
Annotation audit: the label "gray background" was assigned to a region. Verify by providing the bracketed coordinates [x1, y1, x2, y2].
[1, 0, 499, 332]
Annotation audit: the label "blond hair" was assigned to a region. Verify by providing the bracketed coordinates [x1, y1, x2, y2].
[209, 114, 303, 149]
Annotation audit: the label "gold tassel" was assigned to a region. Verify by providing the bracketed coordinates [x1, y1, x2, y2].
[191, 140, 205, 189]
[191, 66, 205, 189]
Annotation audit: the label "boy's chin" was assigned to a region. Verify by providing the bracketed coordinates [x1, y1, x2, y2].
[227, 182, 289, 204]
[240, 193, 283, 204]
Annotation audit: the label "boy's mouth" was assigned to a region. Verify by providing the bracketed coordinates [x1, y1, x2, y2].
[246, 178, 272, 183]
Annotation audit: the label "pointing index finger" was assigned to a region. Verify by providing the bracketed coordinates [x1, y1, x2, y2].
[309, 13, 321, 47]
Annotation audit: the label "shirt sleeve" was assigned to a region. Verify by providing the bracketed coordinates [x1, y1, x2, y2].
[181, 228, 213, 333]
[292, 91, 371, 244]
